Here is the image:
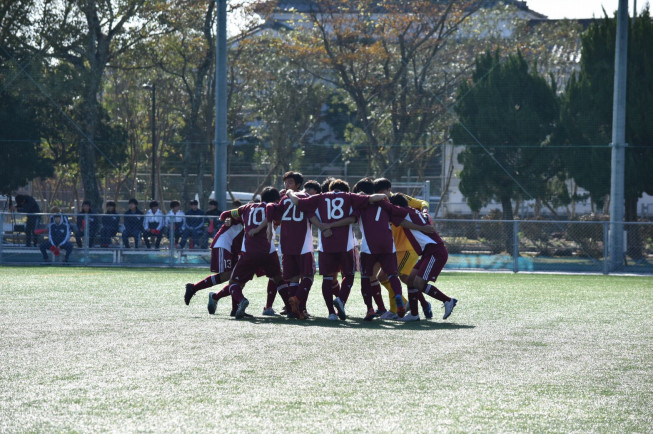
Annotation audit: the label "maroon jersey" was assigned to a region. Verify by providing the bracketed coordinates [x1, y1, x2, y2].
[401, 207, 445, 254]
[357, 200, 407, 254]
[295, 191, 370, 253]
[266, 193, 314, 255]
[237, 202, 275, 254]
[210, 210, 244, 254]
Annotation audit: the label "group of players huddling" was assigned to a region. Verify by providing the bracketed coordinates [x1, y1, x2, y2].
[184, 172, 457, 322]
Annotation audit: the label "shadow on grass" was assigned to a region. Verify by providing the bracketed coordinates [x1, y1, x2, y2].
[209, 314, 474, 331]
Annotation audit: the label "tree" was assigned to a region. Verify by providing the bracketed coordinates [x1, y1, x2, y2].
[0, 1, 54, 194]
[231, 32, 329, 193]
[276, 0, 482, 179]
[557, 8, 653, 258]
[31, 0, 158, 209]
[451, 51, 559, 253]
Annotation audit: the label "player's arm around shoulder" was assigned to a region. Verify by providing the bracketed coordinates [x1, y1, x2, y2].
[403, 193, 429, 213]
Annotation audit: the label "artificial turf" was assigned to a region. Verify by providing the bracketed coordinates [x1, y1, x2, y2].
[0, 267, 651, 432]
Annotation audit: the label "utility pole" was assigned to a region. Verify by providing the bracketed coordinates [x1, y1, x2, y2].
[214, 0, 228, 212]
[609, 0, 628, 271]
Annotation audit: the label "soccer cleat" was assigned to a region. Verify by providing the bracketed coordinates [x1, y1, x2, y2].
[423, 302, 433, 319]
[395, 295, 406, 318]
[262, 307, 277, 316]
[398, 313, 420, 322]
[364, 308, 378, 321]
[288, 296, 301, 317]
[379, 310, 398, 320]
[184, 283, 196, 306]
[280, 306, 289, 315]
[235, 298, 250, 319]
[443, 298, 457, 320]
[301, 310, 311, 319]
[327, 313, 338, 321]
[333, 297, 347, 320]
[207, 292, 218, 314]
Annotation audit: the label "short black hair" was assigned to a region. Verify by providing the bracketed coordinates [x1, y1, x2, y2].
[329, 179, 350, 192]
[170, 200, 180, 208]
[320, 177, 336, 193]
[82, 200, 91, 206]
[106, 201, 116, 208]
[208, 199, 218, 207]
[353, 177, 374, 195]
[128, 198, 138, 205]
[283, 171, 304, 187]
[261, 186, 281, 203]
[389, 193, 408, 207]
[190, 199, 199, 206]
[304, 180, 321, 194]
[232, 200, 242, 207]
[149, 200, 159, 208]
[373, 177, 392, 193]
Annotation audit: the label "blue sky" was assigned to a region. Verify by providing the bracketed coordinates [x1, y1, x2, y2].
[526, 0, 638, 19]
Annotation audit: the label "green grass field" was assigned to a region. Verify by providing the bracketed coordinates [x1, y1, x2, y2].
[1, 267, 651, 432]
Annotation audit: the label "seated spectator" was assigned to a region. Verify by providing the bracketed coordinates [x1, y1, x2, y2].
[122, 198, 144, 248]
[165, 200, 186, 248]
[74, 200, 99, 247]
[181, 199, 206, 249]
[99, 201, 120, 247]
[143, 201, 164, 249]
[205, 199, 222, 237]
[39, 207, 73, 262]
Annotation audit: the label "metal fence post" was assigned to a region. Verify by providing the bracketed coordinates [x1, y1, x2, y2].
[0, 212, 4, 264]
[424, 180, 431, 213]
[513, 220, 519, 273]
[170, 222, 175, 266]
[603, 221, 610, 275]
[84, 215, 89, 264]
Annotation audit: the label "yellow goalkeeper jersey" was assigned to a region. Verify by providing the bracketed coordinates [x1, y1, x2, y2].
[391, 193, 429, 252]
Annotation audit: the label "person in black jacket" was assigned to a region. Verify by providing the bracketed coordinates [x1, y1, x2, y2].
[74, 200, 99, 247]
[14, 194, 41, 247]
[205, 199, 222, 238]
[181, 200, 207, 249]
[99, 201, 120, 247]
[122, 198, 144, 248]
[39, 207, 73, 262]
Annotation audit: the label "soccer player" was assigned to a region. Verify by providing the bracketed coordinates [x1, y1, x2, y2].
[390, 193, 457, 322]
[228, 187, 285, 319]
[286, 179, 386, 320]
[374, 177, 434, 320]
[265, 173, 319, 319]
[184, 208, 243, 314]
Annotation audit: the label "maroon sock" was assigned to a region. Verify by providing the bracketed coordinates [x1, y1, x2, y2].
[340, 274, 354, 304]
[298, 277, 313, 310]
[371, 280, 386, 311]
[331, 280, 340, 298]
[424, 284, 451, 302]
[417, 291, 428, 308]
[265, 280, 277, 309]
[212, 284, 231, 301]
[360, 277, 374, 310]
[277, 282, 290, 307]
[388, 274, 403, 298]
[408, 289, 420, 316]
[322, 278, 336, 314]
[229, 283, 244, 304]
[288, 283, 299, 298]
[193, 274, 222, 291]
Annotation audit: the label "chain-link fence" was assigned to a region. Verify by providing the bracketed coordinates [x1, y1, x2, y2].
[3, 211, 652, 274]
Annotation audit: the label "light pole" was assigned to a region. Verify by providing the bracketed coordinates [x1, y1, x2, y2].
[143, 84, 157, 201]
[214, 0, 228, 212]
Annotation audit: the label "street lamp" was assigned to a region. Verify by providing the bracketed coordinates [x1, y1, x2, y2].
[142, 83, 157, 201]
